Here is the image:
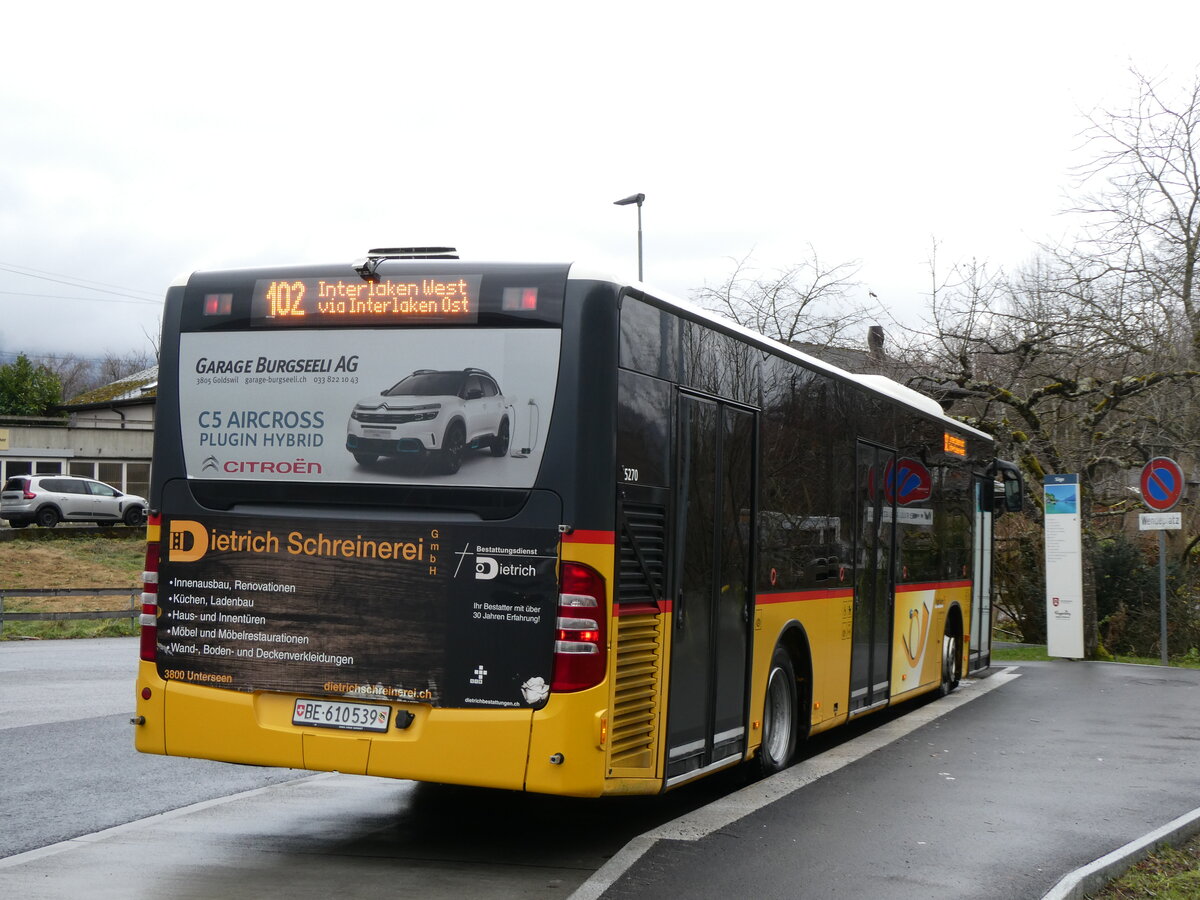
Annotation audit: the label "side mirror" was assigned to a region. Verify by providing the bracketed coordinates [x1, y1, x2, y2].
[989, 460, 1024, 517]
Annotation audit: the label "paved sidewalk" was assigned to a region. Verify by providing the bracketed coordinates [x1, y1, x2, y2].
[581, 661, 1200, 900]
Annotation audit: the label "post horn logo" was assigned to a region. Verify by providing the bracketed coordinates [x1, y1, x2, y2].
[167, 520, 209, 563]
[902, 603, 931, 667]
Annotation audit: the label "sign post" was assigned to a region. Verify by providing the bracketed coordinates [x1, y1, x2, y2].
[1044, 474, 1084, 659]
[1138, 457, 1186, 667]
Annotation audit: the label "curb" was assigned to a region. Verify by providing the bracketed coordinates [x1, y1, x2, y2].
[1041, 805, 1200, 899]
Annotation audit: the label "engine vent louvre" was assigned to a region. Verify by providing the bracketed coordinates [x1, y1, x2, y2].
[610, 613, 662, 768]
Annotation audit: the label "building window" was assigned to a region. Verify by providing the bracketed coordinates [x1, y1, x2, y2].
[98, 462, 124, 490]
[127, 463, 150, 499]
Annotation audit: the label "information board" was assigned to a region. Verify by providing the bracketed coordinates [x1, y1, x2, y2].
[1044, 474, 1084, 659]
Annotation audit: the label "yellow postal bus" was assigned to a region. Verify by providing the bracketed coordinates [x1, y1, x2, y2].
[133, 249, 1022, 795]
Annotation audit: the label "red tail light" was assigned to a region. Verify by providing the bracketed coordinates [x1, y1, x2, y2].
[140, 513, 161, 662]
[551, 563, 608, 692]
[23, 489, 36, 500]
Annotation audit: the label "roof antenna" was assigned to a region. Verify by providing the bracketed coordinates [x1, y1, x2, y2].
[352, 247, 459, 282]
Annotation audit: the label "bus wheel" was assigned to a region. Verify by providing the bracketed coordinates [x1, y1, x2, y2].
[758, 646, 798, 775]
[939, 629, 962, 696]
[440, 423, 465, 474]
[35, 507, 60, 528]
[490, 417, 510, 457]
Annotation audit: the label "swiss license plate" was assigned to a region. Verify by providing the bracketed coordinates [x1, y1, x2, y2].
[292, 698, 390, 733]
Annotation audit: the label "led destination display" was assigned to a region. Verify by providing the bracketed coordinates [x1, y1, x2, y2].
[250, 275, 482, 326]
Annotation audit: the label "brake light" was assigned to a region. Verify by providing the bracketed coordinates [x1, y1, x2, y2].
[139, 513, 161, 662]
[23, 489, 36, 500]
[551, 563, 608, 692]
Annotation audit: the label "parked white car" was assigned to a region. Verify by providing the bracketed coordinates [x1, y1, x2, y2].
[0, 475, 147, 528]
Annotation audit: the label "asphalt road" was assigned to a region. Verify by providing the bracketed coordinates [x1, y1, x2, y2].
[0, 638, 748, 897]
[5, 640, 1198, 899]
[0, 638, 305, 858]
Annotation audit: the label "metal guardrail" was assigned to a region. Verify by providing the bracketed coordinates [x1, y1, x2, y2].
[0, 588, 139, 636]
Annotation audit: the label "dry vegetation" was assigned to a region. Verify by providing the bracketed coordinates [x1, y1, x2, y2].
[0, 533, 144, 615]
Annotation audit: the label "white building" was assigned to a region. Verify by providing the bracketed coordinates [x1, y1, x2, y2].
[0, 367, 156, 497]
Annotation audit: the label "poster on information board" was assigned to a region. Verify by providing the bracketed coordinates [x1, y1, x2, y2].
[1043, 474, 1084, 659]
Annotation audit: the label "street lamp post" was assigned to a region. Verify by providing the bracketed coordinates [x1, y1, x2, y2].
[613, 193, 645, 281]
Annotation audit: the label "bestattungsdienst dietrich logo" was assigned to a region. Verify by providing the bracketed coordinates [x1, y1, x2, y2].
[474, 556, 537, 579]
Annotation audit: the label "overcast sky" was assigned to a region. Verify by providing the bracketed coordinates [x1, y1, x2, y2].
[3, 1, 1199, 364]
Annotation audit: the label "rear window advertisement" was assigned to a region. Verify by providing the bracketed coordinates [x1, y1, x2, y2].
[156, 515, 561, 708]
[178, 329, 560, 488]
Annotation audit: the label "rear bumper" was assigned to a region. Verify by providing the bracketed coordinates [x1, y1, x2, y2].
[133, 660, 613, 794]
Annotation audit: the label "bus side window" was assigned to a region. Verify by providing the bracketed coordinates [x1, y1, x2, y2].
[616, 369, 671, 488]
[619, 295, 678, 380]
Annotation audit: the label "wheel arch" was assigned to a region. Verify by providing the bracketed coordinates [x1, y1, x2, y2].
[940, 599, 966, 693]
[771, 620, 814, 742]
[943, 600, 965, 649]
[442, 414, 467, 439]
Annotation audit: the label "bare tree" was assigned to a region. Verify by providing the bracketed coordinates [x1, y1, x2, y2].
[35, 348, 158, 402]
[37, 354, 94, 402]
[95, 349, 156, 386]
[1070, 67, 1200, 367]
[900, 251, 1199, 657]
[692, 248, 871, 347]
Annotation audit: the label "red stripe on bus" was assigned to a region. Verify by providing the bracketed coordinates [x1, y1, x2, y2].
[896, 580, 971, 593]
[612, 581, 972, 618]
[562, 530, 614, 545]
[756, 588, 853, 605]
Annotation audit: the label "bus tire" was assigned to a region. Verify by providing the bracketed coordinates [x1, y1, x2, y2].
[35, 507, 60, 529]
[440, 422, 466, 474]
[758, 646, 798, 775]
[939, 627, 962, 697]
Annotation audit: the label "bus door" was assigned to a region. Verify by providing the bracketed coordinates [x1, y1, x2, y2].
[665, 393, 755, 782]
[969, 475, 993, 670]
[850, 441, 897, 713]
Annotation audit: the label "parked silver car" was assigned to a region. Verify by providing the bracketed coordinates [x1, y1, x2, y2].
[0, 475, 147, 528]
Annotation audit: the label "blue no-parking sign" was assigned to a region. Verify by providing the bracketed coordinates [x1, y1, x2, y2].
[1140, 457, 1185, 512]
[1139, 457, 1186, 666]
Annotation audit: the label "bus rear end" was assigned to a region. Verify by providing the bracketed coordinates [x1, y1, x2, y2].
[133, 254, 623, 796]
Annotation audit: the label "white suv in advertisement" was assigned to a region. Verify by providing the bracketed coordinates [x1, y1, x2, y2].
[1, 475, 148, 528]
[346, 368, 511, 473]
